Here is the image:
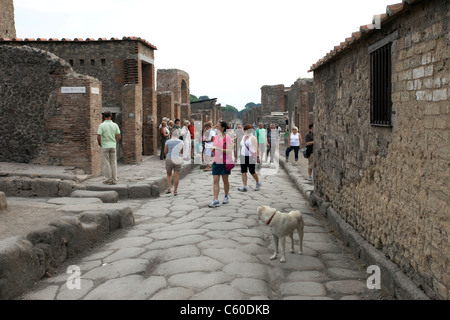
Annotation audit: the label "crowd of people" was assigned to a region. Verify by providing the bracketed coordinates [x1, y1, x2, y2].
[155, 118, 315, 208]
[96, 112, 314, 206]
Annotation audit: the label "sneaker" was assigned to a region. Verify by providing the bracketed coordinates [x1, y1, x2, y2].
[255, 182, 261, 191]
[308, 176, 312, 181]
[223, 196, 230, 204]
[208, 199, 220, 208]
[238, 186, 248, 192]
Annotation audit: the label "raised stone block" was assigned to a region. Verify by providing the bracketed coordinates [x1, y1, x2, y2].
[86, 184, 128, 199]
[0, 192, 7, 210]
[128, 183, 152, 198]
[71, 190, 119, 203]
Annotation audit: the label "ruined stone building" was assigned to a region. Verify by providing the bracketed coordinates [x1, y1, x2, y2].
[0, 45, 103, 175]
[190, 98, 222, 125]
[242, 82, 314, 146]
[0, 37, 158, 166]
[308, 0, 449, 299]
[286, 79, 315, 146]
[0, 0, 16, 38]
[156, 69, 191, 122]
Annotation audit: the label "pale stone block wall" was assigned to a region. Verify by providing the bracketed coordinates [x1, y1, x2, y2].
[313, 0, 449, 299]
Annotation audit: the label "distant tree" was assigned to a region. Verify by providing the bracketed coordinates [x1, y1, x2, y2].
[222, 105, 239, 113]
[198, 95, 210, 101]
[190, 94, 199, 102]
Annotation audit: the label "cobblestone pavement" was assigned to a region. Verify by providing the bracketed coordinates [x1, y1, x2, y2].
[18, 161, 389, 300]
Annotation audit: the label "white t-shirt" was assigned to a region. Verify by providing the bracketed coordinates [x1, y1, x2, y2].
[290, 133, 300, 147]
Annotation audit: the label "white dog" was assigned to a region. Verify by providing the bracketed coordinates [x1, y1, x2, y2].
[257, 205, 304, 263]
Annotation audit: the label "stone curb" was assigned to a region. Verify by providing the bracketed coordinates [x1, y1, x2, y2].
[0, 206, 135, 300]
[280, 158, 429, 300]
[0, 163, 198, 199]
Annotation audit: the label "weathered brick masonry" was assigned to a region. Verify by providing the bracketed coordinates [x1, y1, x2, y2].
[310, 0, 449, 299]
[0, 45, 102, 174]
[0, 38, 158, 162]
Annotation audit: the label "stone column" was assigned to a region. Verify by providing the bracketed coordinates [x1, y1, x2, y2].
[122, 84, 143, 164]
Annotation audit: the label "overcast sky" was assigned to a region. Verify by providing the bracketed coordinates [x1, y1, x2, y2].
[14, 0, 397, 111]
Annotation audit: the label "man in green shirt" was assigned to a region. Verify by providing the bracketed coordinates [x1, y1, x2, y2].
[256, 122, 268, 163]
[97, 111, 121, 185]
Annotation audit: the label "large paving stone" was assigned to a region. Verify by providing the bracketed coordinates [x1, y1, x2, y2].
[191, 284, 244, 300]
[153, 256, 224, 276]
[47, 197, 102, 205]
[326, 267, 366, 280]
[149, 228, 208, 240]
[231, 278, 271, 296]
[150, 287, 194, 300]
[325, 280, 368, 295]
[82, 258, 149, 281]
[203, 248, 259, 264]
[83, 275, 166, 300]
[168, 272, 232, 290]
[145, 235, 209, 250]
[287, 271, 329, 282]
[280, 281, 326, 296]
[202, 222, 249, 230]
[104, 236, 152, 250]
[223, 262, 272, 280]
[161, 245, 200, 261]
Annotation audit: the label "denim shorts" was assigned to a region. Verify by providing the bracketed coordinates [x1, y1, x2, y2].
[212, 163, 230, 176]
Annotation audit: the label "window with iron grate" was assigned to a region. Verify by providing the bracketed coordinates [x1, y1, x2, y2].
[370, 42, 392, 126]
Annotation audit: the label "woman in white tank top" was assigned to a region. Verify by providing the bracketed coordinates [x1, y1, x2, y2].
[285, 126, 302, 163]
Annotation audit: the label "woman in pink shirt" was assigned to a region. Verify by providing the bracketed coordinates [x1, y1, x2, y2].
[209, 121, 233, 208]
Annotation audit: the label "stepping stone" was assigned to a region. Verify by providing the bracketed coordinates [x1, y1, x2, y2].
[47, 197, 102, 205]
[71, 190, 119, 203]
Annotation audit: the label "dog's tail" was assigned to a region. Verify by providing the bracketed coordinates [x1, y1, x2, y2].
[290, 210, 304, 230]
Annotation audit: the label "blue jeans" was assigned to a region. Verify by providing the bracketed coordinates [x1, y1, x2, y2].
[285, 146, 299, 161]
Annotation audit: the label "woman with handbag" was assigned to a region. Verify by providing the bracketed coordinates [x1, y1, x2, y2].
[285, 126, 302, 164]
[208, 121, 233, 208]
[238, 124, 261, 192]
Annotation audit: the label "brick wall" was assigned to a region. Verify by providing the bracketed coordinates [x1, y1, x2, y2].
[313, 0, 449, 299]
[0, 45, 102, 175]
[0, 38, 157, 161]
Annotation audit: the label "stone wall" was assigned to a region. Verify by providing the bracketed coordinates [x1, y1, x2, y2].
[261, 85, 285, 116]
[157, 69, 190, 121]
[0, 0, 15, 38]
[0, 38, 158, 161]
[287, 78, 314, 147]
[0, 45, 103, 175]
[312, 0, 449, 299]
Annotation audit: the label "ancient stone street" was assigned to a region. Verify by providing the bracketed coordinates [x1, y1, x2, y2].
[17, 163, 386, 300]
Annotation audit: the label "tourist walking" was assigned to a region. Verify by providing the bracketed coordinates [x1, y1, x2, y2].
[256, 122, 268, 163]
[164, 129, 184, 196]
[238, 124, 261, 192]
[160, 121, 170, 160]
[305, 123, 315, 181]
[267, 123, 279, 163]
[285, 126, 302, 163]
[203, 122, 216, 172]
[180, 120, 191, 163]
[209, 121, 233, 208]
[97, 111, 121, 185]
